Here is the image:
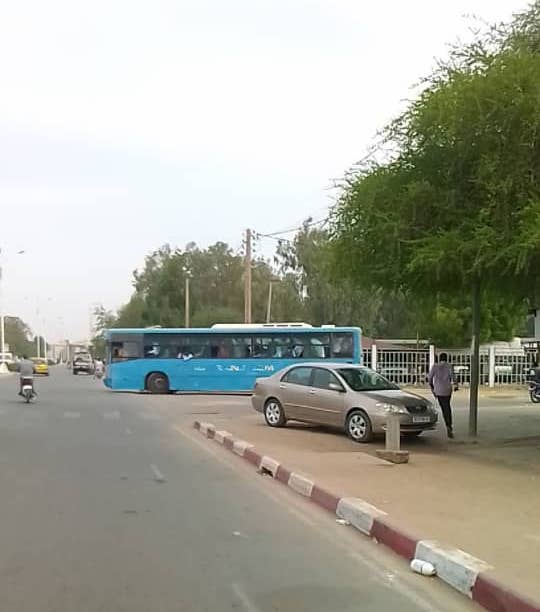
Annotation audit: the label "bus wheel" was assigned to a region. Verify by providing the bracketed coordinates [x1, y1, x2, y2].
[146, 372, 170, 394]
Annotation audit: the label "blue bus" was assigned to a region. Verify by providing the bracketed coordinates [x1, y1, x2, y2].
[104, 324, 362, 393]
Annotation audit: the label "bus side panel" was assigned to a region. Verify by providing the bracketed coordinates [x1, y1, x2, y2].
[108, 361, 145, 391]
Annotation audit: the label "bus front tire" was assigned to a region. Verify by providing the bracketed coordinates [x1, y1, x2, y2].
[146, 372, 170, 394]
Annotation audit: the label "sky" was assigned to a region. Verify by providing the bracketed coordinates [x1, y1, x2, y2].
[0, 0, 527, 342]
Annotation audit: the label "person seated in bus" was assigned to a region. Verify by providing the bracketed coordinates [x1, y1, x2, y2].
[253, 343, 271, 358]
[145, 344, 160, 358]
[217, 341, 230, 359]
[177, 348, 193, 360]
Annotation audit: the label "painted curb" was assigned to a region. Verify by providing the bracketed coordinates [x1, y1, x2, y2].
[415, 540, 492, 597]
[192, 420, 540, 612]
[337, 497, 387, 536]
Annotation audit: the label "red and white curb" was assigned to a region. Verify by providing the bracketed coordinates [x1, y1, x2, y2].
[193, 421, 540, 612]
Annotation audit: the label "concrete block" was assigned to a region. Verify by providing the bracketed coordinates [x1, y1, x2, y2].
[259, 455, 280, 477]
[198, 422, 215, 437]
[232, 439, 254, 456]
[376, 449, 409, 463]
[336, 497, 387, 536]
[287, 472, 314, 497]
[415, 540, 492, 596]
[214, 430, 232, 444]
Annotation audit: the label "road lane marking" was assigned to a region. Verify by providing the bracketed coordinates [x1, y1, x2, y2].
[150, 464, 166, 483]
[139, 413, 161, 421]
[104, 411, 120, 420]
[63, 411, 80, 418]
[231, 583, 262, 612]
[125, 427, 133, 435]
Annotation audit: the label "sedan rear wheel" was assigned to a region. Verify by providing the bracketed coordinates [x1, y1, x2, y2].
[264, 399, 286, 428]
[346, 410, 373, 443]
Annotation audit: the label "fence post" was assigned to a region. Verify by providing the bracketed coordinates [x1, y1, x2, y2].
[429, 345, 436, 370]
[371, 344, 377, 371]
[488, 345, 495, 388]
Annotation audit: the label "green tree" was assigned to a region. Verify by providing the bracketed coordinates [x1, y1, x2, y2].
[275, 221, 415, 336]
[332, 5, 540, 434]
[3, 316, 35, 357]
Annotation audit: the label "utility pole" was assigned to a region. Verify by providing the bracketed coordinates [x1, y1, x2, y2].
[266, 281, 273, 324]
[185, 276, 190, 328]
[36, 335, 40, 359]
[244, 228, 252, 323]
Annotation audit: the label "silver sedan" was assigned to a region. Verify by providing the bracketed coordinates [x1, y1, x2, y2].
[251, 362, 438, 442]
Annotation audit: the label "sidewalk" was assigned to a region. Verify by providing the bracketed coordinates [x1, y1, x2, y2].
[202, 391, 540, 603]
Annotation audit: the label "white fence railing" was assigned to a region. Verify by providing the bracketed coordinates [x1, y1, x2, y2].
[364, 344, 538, 387]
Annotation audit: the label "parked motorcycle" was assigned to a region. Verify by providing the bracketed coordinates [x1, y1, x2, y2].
[529, 381, 540, 403]
[21, 377, 35, 403]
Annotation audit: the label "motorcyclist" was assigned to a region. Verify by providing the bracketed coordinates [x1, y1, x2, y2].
[93, 357, 104, 378]
[18, 355, 34, 396]
[527, 360, 540, 384]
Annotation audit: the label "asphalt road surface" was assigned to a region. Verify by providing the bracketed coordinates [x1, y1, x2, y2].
[0, 367, 478, 612]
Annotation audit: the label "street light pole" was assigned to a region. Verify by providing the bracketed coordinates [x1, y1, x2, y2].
[266, 281, 273, 324]
[185, 276, 190, 328]
[244, 229, 252, 324]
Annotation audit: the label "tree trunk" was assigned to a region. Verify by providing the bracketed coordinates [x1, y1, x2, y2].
[469, 277, 481, 437]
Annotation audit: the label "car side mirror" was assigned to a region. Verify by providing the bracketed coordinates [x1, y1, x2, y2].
[329, 382, 345, 392]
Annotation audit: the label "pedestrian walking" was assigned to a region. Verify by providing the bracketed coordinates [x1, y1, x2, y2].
[428, 352, 454, 439]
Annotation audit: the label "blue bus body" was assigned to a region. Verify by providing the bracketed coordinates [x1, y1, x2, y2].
[104, 326, 362, 393]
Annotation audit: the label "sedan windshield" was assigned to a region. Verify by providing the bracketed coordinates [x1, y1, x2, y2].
[338, 367, 399, 391]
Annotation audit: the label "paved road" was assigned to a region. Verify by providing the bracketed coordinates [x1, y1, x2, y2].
[0, 368, 478, 612]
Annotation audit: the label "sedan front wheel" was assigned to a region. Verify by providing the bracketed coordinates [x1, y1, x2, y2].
[263, 399, 287, 428]
[346, 410, 373, 443]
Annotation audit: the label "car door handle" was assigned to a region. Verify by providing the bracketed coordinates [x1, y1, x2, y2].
[308, 389, 316, 394]
[279, 384, 286, 389]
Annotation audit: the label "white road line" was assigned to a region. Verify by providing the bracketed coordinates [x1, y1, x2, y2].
[63, 411, 80, 419]
[139, 413, 161, 421]
[231, 583, 262, 612]
[103, 411, 120, 420]
[150, 464, 166, 483]
[125, 427, 133, 435]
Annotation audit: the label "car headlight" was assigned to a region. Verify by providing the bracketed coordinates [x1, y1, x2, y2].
[376, 403, 408, 414]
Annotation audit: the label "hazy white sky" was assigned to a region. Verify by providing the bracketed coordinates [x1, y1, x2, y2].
[0, 0, 525, 341]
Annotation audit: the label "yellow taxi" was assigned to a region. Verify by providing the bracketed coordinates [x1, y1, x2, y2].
[31, 358, 49, 376]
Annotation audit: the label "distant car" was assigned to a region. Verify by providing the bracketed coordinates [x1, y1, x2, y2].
[251, 363, 438, 442]
[31, 358, 49, 376]
[72, 353, 94, 375]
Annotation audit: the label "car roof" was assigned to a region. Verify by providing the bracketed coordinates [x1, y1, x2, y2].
[283, 362, 365, 370]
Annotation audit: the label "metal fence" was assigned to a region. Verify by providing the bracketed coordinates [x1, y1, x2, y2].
[364, 343, 539, 387]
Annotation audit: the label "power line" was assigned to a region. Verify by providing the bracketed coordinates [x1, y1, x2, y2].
[257, 217, 328, 241]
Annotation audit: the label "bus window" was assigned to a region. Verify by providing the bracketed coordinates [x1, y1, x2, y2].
[231, 335, 252, 358]
[253, 334, 293, 358]
[144, 333, 181, 358]
[331, 333, 353, 358]
[111, 341, 140, 362]
[305, 334, 330, 359]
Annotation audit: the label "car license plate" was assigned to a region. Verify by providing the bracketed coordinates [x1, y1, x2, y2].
[412, 416, 431, 423]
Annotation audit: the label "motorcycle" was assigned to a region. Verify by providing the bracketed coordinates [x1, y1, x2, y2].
[529, 381, 540, 403]
[21, 377, 35, 403]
